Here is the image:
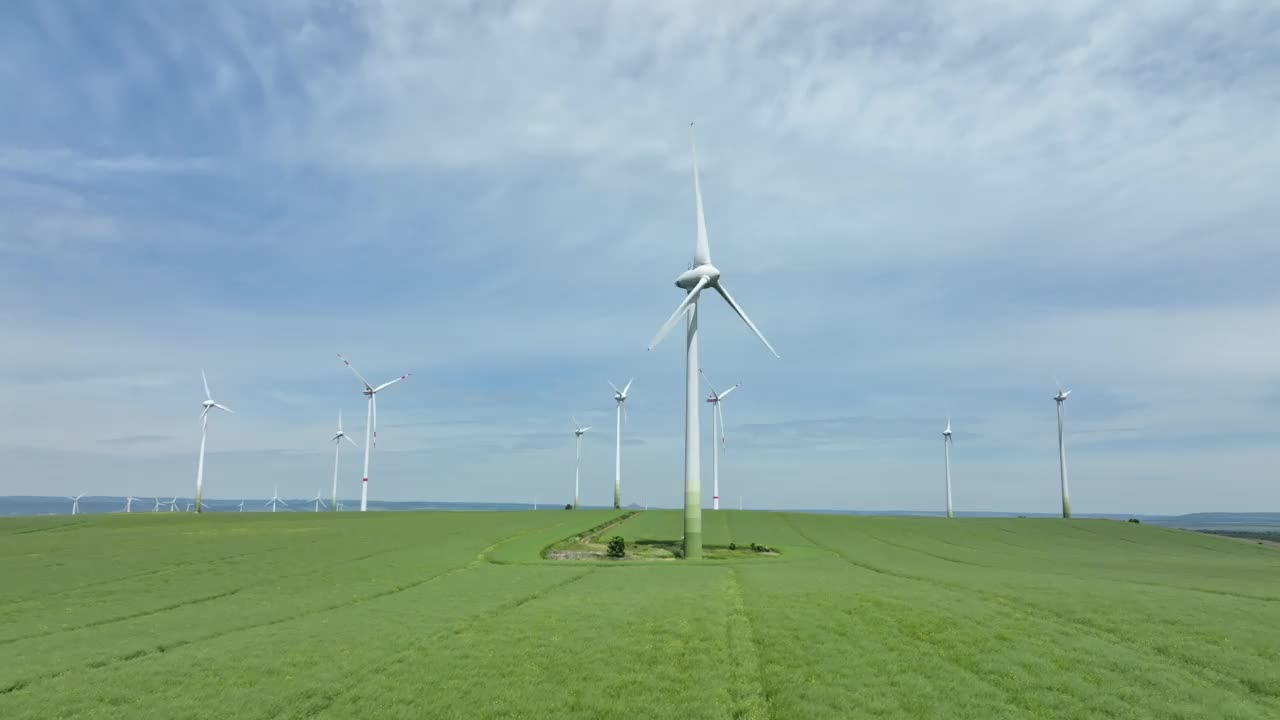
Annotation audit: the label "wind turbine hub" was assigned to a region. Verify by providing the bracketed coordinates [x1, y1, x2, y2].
[675, 263, 720, 290]
[201, 400, 215, 408]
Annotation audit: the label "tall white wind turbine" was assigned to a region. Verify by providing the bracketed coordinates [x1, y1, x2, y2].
[311, 489, 327, 512]
[266, 486, 287, 513]
[572, 418, 591, 510]
[338, 354, 410, 512]
[124, 496, 140, 513]
[942, 418, 954, 519]
[700, 370, 740, 512]
[609, 379, 633, 510]
[1055, 382, 1073, 519]
[194, 370, 234, 514]
[647, 124, 779, 559]
[68, 494, 83, 515]
[330, 410, 358, 512]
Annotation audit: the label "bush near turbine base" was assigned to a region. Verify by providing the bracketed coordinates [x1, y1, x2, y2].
[606, 536, 626, 558]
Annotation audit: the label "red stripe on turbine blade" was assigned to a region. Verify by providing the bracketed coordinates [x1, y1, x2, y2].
[362, 477, 369, 482]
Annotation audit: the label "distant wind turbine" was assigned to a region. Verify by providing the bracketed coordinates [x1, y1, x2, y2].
[266, 486, 287, 513]
[68, 494, 83, 515]
[152, 497, 162, 513]
[572, 418, 591, 510]
[238, 499, 245, 513]
[943, 417, 954, 519]
[330, 409, 359, 512]
[123, 496, 140, 513]
[167, 497, 179, 512]
[338, 354, 410, 512]
[195, 370, 234, 514]
[609, 379, 634, 510]
[647, 124, 779, 559]
[310, 489, 327, 513]
[701, 370, 740, 511]
[1055, 380, 1073, 519]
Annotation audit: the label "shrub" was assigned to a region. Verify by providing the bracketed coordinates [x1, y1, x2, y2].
[729, 542, 737, 551]
[750, 542, 760, 552]
[1127, 518, 1141, 524]
[753, 543, 772, 553]
[606, 536, 626, 558]
[564, 503, 573, 510]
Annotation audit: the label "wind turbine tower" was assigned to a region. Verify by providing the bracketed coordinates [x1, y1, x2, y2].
[943, 418, 953, 519]
[572, 418, 591, 510]
[1055, 383, 1072, 519]
[330, 410, 358, 512]
[701, 370, 740, 511]
[647, 124, 779, 559]
[194, 370, 234, 513]
[339, 354, 410, 512]
[609, 379, 633, 509]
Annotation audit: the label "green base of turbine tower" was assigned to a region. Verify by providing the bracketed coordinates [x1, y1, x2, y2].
[1062, 498, 1072, 519]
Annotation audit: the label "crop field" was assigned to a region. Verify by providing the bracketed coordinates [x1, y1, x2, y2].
[2, 510, 1279, 719]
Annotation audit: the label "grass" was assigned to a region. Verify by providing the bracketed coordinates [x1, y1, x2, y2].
[2, 510, 1279, 718]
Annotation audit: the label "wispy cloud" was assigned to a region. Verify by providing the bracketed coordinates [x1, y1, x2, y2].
[0, 1, 1277, 513]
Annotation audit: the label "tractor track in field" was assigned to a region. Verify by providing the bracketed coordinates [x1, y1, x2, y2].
[781, 515, 1280, 709]
[0, 520, 592, 697]
[722, 566, 773, 720]
[0, 588, 243, 646]
[294, 568, 597, 719]
[0, 539, 436, 645]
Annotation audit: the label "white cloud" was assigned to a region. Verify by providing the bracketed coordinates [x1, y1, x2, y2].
[0, 1, 1277, 512]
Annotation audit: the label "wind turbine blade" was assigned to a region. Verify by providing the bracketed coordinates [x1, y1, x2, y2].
[717, 403, 726, 450]
[344, 435, 360, 449]
[338, 353, 373, 391]
[718, 383, 741, 400]
[338, 409, 343, 432]
[213, 403, 234, 414]
[713, 283, 779, 358]
[201, 370, 212, 401]
[608, 380, 621, 395]
[582, 426, 592, 433]
[372, 374, 410, 393]
[622, 378, 634, 396]
[371, 394, 378, 449]
[648, 277, 709, 350]
[698, 368, 716, 392]
[690, 123, 711, 266]
[572, 416, 581, 431]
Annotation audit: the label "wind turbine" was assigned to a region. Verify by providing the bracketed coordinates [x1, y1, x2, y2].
[647, 124, 779, 559]
[152, 497, 162, 512]
[266, 486, 287, 513]
[701, 370, 740, 512]
[123, 496, 140, 513]
[68, 494, 83, 515]
[194, 370, 234, 514]
[943, 417, 954, 519]
[310, 489, 327, 513]
[1055, 381, 1073, 519]
[330, 409, 358, 512]
[572, 418, 591, 510]
[238, 499, 245, 513]
[338, 354, 410, 512]
[167, 497, 179, 512]
[609, 379, 634, 510]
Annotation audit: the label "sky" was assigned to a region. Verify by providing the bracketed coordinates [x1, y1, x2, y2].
[2, 0, 1279, 514]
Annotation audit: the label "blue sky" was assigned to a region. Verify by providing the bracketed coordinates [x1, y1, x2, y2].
[2, 1, 1279, 513]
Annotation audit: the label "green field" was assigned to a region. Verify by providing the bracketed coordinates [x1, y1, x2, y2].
[2, 510, 1278, 719]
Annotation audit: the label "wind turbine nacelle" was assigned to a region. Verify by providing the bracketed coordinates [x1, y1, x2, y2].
[202, 400, 216, 409]
[675, 264, 720, 290]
